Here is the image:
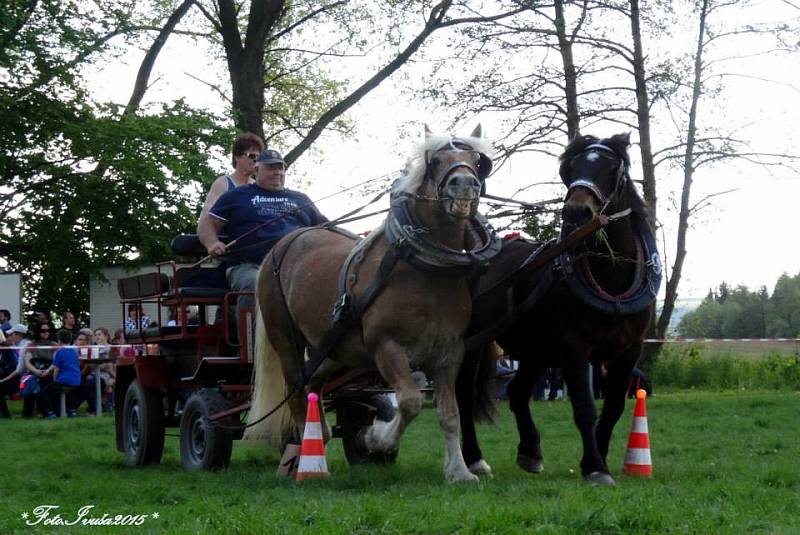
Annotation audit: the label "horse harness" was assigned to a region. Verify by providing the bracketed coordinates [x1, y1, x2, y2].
[464, 137, 663, 354]
[271, 179, 502, 393]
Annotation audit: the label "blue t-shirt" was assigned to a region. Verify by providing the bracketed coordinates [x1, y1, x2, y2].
[53, 347, 81, 386]
[209, 184, 327, 265]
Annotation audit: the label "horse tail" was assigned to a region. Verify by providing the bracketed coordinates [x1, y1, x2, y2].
[242, 301, 294, 448]
[472, 342, 501, 423]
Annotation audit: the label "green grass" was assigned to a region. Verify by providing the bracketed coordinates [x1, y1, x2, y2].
[2, 391, 799, 534]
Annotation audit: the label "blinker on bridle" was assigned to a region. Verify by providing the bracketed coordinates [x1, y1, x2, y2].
[566, 143, 627, 214]
[417, 138, 491, 202]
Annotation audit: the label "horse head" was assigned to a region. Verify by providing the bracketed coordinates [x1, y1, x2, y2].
[397, 124, 493, 222]
[558, 132, 632, 232]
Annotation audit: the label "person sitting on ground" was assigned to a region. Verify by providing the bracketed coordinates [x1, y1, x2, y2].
[197, 148, 327, 327]
[197, 132, 265, 225]
[21, 321, 55, 418]
[41, 330, 81, 418]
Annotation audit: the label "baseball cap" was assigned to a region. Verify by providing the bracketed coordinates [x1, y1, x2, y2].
[5, 323, 27, 335]
[255, 149, 285, 166]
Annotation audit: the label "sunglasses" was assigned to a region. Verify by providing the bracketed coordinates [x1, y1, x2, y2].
[245, 153, 259, 161]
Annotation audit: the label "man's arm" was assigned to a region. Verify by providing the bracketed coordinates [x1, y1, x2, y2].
[197, 213, 228, 257]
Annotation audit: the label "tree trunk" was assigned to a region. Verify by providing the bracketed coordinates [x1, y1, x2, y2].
[628, 0, 656, 214]
[554, 0, 579, 140]
[655, 0, 708, 338]
[217, 0, 286, 139]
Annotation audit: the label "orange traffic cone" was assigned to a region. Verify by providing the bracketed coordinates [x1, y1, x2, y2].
[622, 388, 652, 477]
[296, 392, 330, 481]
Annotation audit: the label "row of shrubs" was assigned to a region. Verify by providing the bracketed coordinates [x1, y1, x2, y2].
[648, 346, 800, 391]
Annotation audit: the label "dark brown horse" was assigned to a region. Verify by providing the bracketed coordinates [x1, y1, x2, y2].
[458, 133, 662, 484]
[245, 126, 502, 482]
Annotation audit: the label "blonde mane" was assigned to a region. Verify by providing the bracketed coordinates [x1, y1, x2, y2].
[393, 131, 494, 195]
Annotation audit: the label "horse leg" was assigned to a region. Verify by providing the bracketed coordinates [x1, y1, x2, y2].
[363, 340, 422, 457]
[507, 360, 546, 473]
[562, 359, 614, 485]
[595, 348, 639, 461]
[457, 348, 491, 477]
[432, 351, 479, 483]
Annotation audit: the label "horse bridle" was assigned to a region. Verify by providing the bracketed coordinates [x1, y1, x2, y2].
[417, 138, 491, 202]
[565, 143, 627, 214]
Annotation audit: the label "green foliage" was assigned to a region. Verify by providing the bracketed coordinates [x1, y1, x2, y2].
[0, 1, 233, 320]
[520, 208, 559, 241]
[652, 345, 800, 391]
[678, 274, 800, 338]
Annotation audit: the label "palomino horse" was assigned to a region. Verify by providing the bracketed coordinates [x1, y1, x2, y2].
[244, 126, 502, 482]
[457, 133, 661, 484]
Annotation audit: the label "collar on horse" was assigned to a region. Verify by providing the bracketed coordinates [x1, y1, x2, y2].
[384, 188, 502, 277]
[555, 215, 662, 316]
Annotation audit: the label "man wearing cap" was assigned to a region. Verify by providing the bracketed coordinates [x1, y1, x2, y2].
[0, 324, 29, 417]
[198, 148, 327, 324]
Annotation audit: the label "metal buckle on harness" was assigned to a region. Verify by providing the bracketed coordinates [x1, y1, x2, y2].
[332, 293, 350, 324]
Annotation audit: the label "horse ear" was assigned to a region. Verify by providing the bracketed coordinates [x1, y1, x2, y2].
[424, 124, 433, 139]
[611, 132, 631, 147]
[470, 124, 483, 139]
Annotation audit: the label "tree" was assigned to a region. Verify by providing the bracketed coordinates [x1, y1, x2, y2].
[0, 1, 232, 318]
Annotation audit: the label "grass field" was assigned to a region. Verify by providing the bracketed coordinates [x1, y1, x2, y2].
[2, 391, 799, 534]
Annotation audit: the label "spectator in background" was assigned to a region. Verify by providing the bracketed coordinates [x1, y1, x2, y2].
[111, 329, 136, 357]
[93, 327, 116, 411]
[0, 325, 31, 407]
[125, 304, 150, 334]
[0, 327, 21, 417]
[41, 329, 81, 418]
[60, 310, 81, 337]
[21, 321, 55, 418]
[0, 309, 12, 332]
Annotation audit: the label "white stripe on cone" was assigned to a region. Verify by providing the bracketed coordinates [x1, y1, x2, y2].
[303, 424, 323, 440]
[632, 416, 649, 434]
[297, 455, 328, 473]
[624, 448, 652, 465]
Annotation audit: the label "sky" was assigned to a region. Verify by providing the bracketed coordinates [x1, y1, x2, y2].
[84, 1, 800, 302]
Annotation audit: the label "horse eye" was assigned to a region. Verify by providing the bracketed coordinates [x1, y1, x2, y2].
[430, 157, 441, 167]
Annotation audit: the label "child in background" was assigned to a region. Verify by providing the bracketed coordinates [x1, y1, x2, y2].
[42, 330, 81, 418]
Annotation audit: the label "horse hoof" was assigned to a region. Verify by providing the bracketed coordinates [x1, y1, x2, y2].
[447, 469, 480, 483]
[468, 459, 493, 478]
[584, 471, 616, 486]
[516, 454, 544, 473]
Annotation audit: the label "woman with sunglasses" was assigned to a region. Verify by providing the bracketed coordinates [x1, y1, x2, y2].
[21, 321, 56, 417]
[197, 132, 265, 224]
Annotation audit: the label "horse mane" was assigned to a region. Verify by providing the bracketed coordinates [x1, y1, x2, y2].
[559, 133, 654, 231]
[394, 132, 494, 195]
